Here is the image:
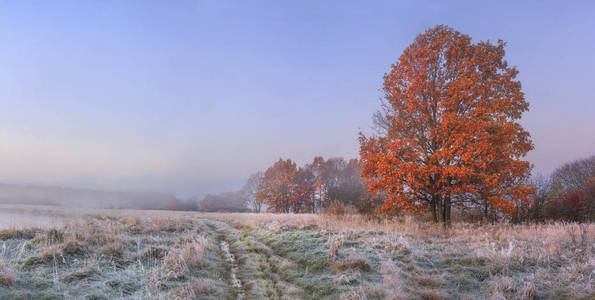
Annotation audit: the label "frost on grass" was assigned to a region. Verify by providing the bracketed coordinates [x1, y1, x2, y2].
[198, 212, 595, 299]
[0, 215, 233, 299]
[0, 209, 593, 299]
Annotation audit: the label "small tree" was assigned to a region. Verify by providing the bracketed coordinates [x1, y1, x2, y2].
[256, 159, 298, 213]
[243, 171, 264, 212]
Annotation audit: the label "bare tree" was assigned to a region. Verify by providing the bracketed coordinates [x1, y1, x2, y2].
[527, 173, 552, 222]
[551, 155, 595, 192]
[243, 171, 264, 212]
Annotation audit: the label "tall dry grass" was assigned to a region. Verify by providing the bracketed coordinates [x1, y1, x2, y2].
[180, 236, 208, 269]
[197, 212, 594, 298]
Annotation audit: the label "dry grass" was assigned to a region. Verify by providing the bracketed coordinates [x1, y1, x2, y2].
[180, 236, 208, 269]
[0, 228, 38, 240]
[0, 260, 16, 287]
[379, 259, 396, 274]
[380, 259, 406, 300]
[417, 288, 446, 300]
[0, 210, 234, 299]
[200, 212, 594, 299]
[327, 234, 344, 263]
[168, 279, 214, 299]
[336, 253, 372, 272]
[162, 238, 208, 280]
[0, 205, 593, 299]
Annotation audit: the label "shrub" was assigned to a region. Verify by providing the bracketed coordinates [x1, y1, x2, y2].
[61, 265, 97, 283]
[546, 191, 589, 222]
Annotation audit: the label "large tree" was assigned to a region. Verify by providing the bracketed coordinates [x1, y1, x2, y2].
[359, 25, 534, 226]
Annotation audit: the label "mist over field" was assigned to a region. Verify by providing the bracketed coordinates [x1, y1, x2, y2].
[0, 183, 178, 209]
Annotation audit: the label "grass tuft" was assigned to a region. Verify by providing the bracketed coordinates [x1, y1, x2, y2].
[61, 265, 97, 283]
[180, 236, 208, 269]
[0, 228, 38, 240]
[0, 260, 16, 287]
[168, 280, 214, 298]
[335, 253, 372, 272]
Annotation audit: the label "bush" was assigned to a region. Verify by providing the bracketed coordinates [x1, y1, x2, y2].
[544, 190, 593, 222]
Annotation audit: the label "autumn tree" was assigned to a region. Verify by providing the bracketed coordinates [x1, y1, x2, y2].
[253, 157, 369, 214]
[255, 158, 315, 213]
[291, 168, 316, 213]
[359, 25, 534, 226]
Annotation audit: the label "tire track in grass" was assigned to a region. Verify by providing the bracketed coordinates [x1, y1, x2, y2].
[208, 220, 305, 299]
[220, 239, 244, 300]
[204, 221, 245, 300]
[243, 227, 337, 299]
[247, 227, 389, 300]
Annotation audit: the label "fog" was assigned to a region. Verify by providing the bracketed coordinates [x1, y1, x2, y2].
[1, 1, 594, 207]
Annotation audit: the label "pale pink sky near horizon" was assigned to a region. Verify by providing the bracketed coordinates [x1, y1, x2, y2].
[0, 1, 593, 197]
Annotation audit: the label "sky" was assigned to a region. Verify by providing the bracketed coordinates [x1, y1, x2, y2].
[0, 0, 594, 198]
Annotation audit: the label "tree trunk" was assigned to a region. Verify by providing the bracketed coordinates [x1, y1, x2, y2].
[445, 195, 451, 228]
[439, 195, 451, 228]
[431, 197, 438, 223]
[440, 197, 446, 225]
[483, 198, 489, 223]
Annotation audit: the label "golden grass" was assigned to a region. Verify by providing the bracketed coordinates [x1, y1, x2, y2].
[180, 236, 208, 269]
[168, 280, 214, 299]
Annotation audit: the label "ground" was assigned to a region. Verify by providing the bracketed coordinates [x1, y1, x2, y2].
[0, 205, 593, 299]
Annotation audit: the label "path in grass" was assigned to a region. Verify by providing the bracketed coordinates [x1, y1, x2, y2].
[219, 239, 243, 299]
[206, 220, 305, 299]
[212, 221, 388, 300]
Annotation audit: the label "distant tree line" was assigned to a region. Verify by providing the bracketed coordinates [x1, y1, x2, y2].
[169, 154, 594, 222]
[197, 191, 251, 212]
[242, 157, 384, 214]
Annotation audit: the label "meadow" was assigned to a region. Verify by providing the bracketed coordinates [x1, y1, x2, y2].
[0, 204, 593, 299]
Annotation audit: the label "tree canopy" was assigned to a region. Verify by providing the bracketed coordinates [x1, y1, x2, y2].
[359, 25, 534, 225]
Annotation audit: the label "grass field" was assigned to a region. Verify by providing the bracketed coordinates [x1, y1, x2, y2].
[0, 205, 593, 299]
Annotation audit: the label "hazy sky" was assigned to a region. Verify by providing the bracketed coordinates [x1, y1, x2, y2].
[1, 1, 594, 197]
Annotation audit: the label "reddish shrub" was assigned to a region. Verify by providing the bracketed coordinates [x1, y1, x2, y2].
[547, 191, 588, 222]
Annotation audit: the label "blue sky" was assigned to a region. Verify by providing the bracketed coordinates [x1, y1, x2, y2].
[1, 0, 594, 197]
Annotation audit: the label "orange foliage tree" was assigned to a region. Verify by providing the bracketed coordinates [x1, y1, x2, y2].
[256, 159, 297, 213]
[359, 25, 534, 226]
[255, 158, 315, 213]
